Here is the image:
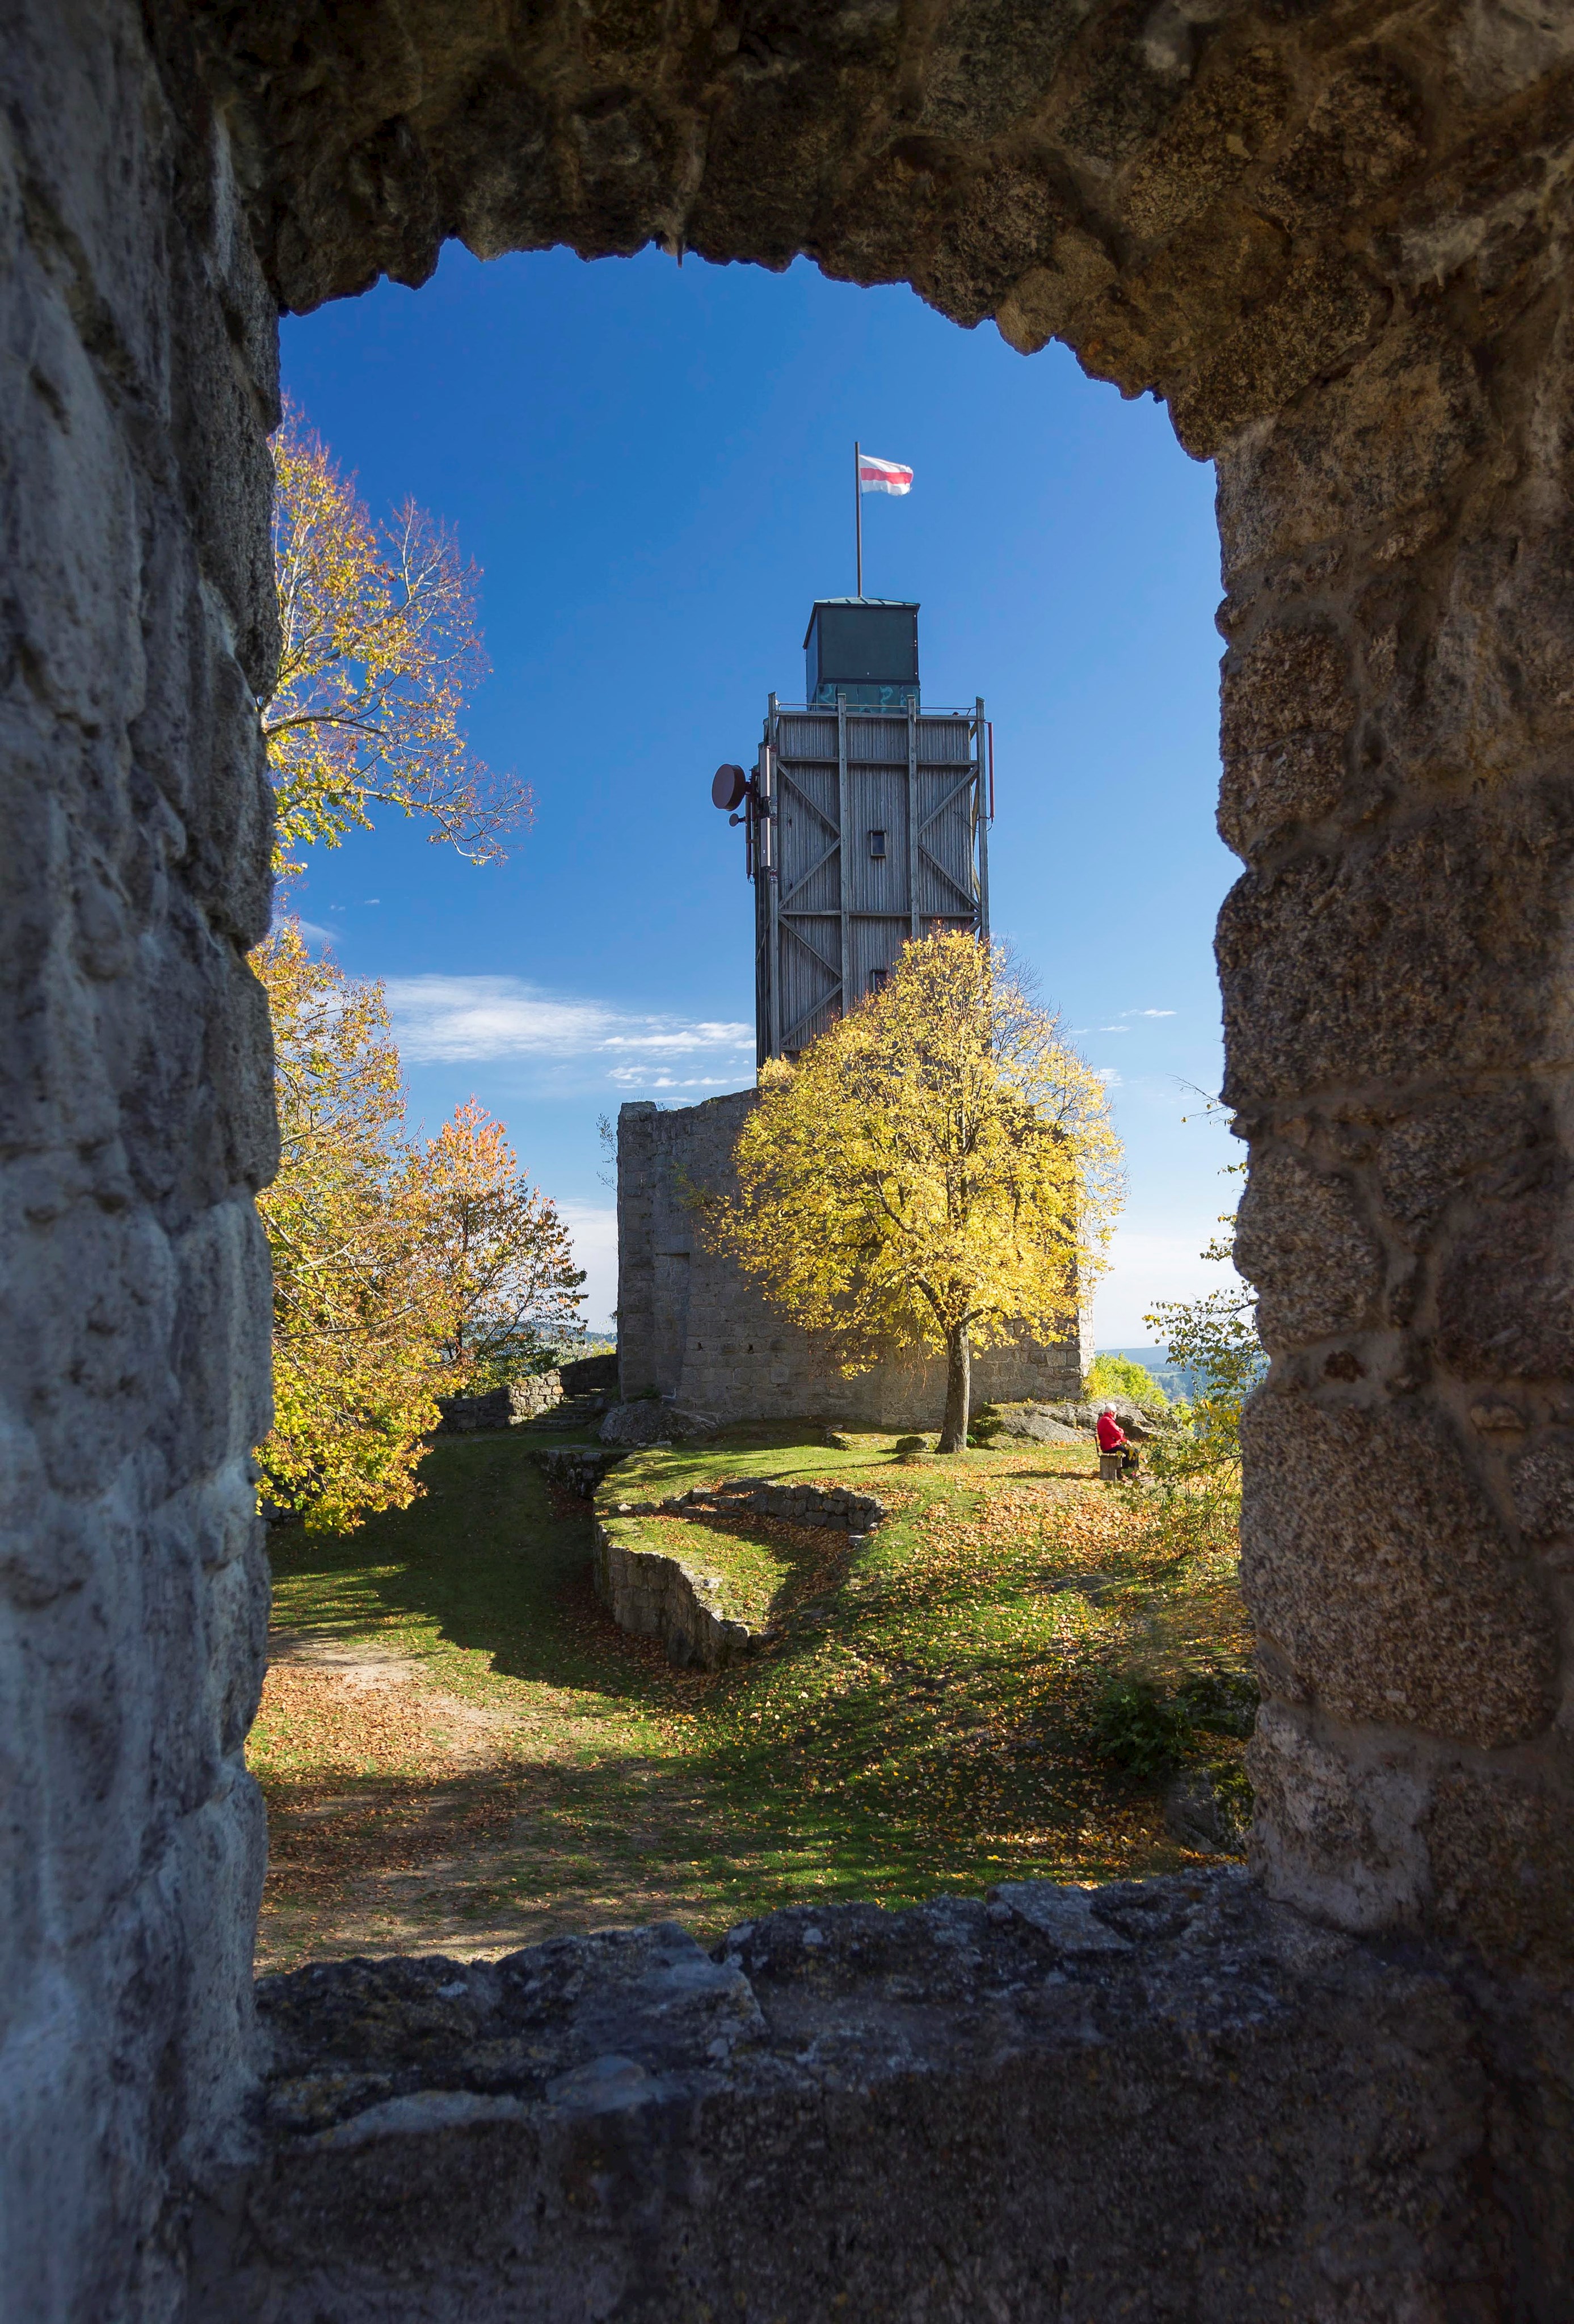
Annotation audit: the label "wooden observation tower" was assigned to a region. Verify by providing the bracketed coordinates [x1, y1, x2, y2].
[713, 600, 991, 1066]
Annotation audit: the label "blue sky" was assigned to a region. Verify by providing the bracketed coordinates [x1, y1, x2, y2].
[280, 243, 1240, 1338]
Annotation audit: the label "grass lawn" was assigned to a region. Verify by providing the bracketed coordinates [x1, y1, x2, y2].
[251, 1425, 1251, 1971]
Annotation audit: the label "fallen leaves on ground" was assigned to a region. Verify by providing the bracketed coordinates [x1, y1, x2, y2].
[252, 1429, 1249, 1971]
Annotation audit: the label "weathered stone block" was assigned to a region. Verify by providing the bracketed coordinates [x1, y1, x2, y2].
[1233, 1145, 1384, 1351]
[1215, 317, 1490, 579]
[1423, 1769, 1574, 1977]
[1247, 1700, 1429, 1933]
[1219, 786, 1574, 1104]
[1374, 1085, 1549, 1245]
[1509, 1431, 1574, 1543]
[1437, 1186, 1574, 1382]
[1241, 1392, 1557, 1746]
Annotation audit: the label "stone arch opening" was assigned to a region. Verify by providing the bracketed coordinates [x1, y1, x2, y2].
[8, 1, 1574, 2312]
[199, 0, 1574, 1980]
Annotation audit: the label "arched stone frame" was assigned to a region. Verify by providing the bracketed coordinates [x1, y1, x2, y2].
[5, 0, 1573, 2313]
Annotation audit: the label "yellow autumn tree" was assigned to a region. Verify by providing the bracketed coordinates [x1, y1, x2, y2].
[253, 920, 447, 1531]
[708, 933, 1124, 1450]
[405, 1098, 586, 1386]
[263, 398, 531, 870]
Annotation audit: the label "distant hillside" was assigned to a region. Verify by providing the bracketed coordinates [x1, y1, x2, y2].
[1099, 1345, 1202, 1403]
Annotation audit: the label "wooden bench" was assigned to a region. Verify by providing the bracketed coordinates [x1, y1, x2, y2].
[1099, 1449, 1128, 1483]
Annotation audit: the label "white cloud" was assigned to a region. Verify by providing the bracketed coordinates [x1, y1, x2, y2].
[599, 1023, 753, 1054]
[558, 1201, 618, 1332]
[1096, 1024, 1131, 1033]
[1121, 1008, 1177, 1018]
[606, 1069, 737, 1089]
[1092, 1227, 1240, 1345]
[383, 974, 754, 1074]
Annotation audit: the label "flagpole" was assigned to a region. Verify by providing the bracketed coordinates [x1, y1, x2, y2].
[854, 439, 863, 599]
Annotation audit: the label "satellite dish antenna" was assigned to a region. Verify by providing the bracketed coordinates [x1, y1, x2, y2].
[712, 764, 748, 811]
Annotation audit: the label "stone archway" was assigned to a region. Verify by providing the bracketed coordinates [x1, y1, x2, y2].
[6, 1, 1574, 2313]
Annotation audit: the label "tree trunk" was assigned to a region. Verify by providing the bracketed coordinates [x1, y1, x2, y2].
[938, 1323, 970, 1452]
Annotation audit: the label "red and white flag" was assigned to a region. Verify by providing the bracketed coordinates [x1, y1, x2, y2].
[858, 453, 913, 496]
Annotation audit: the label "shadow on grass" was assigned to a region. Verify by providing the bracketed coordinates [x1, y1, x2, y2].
[267, 1428, 895, 1699]
[259, 1741, 936, 1969]
[257, 1429, 1219, 1967]
[267, 1433, 699, 1710]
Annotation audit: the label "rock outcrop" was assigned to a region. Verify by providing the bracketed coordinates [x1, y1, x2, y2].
[597, 1400, 717, 1448]
[980, 1405, 1089, 1445]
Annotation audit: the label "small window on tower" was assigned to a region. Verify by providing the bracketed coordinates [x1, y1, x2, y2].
[868, 829, 887, 860]
[869, 968, 889, 992]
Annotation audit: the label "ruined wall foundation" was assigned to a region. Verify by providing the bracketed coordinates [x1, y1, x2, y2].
[5, 0, 1574, 2312]
[616, 1093, 1087, 1426]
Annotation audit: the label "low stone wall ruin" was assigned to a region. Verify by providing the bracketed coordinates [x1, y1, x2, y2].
[591, 1517, 755, 1670]
[187, 1872, 1574, 2319]
[591, 1470, 887, 1666]
[533, 1445, 626, 1499]
[436, 1375, 562, 1434]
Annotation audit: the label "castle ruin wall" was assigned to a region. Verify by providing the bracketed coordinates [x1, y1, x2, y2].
[616, 1093, 1088, 1427]
[1, 7, 278, 2313]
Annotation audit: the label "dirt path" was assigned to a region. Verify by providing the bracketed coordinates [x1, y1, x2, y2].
[255, 1591, 709, 1968]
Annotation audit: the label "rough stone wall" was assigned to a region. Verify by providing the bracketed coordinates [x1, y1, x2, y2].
[1, 5, 279, 2315]
[616, 1095, 1087, 1426]
[180, 0, 1574, 1979]
[592, 1518, 756, 1669]
[436, 1374, 562, 1433]
[189, 1875, 1574, 2319]
[1222, 146, 1574, 1975]
[183, 0, 1570, 461]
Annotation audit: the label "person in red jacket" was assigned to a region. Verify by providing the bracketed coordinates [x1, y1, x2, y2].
[1096, 1406, 1139, 1475]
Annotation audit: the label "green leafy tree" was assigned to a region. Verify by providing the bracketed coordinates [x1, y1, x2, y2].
[1085, 1352, 1168, 1408]
[1145, 1160, 1261, 1481]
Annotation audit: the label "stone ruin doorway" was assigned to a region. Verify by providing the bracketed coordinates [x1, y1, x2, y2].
[7, 1, 1574, 2313]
